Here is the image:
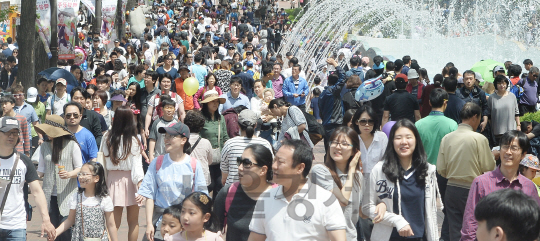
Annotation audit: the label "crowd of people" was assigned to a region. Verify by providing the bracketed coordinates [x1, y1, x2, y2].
[1, 0, 540, 241]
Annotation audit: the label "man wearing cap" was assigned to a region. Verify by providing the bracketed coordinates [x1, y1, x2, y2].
[0, 116, 56, 240]
[517, 67, 539, 116]
[459, 70, 489, 132]
[232, 62, 255, 100]
[204, 25, 215, 41]
[382, 73, 421, 127]
[27, 87, 46, 153]
[406, 69, 424, 105]
[108, 39, 126, 56]
[283, 64, 309, 112]
[46, 78, 71, 116]
[223, 44, 237, 60]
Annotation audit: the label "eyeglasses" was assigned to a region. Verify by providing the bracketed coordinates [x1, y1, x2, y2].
[5, 131, 19, 137]
[65, 113, 80, 119]
[357, 119, 375, 126]
[330, 141, 353, 149]
[501, 145, 521, 153]
[237, 157, 264, 169]
[12, 94, 23, 98]
[77, 173, 96, 177]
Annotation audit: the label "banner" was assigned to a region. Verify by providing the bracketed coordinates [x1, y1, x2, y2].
[80, 0, 95, 16]
[100, 1, 118, 45]
[57, 0, 79, 59]
[36, 0, 52, 59]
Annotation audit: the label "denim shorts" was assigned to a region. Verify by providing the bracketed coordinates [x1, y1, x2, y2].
[0, 229, 26, 241]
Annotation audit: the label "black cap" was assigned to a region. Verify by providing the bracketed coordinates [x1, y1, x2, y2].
[92, 37, 100, 42]
[158, 122, 190, 138]
[233, 62, 243, 70]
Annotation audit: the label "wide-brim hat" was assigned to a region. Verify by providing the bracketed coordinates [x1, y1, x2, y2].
[34, 115, 71, 138]
[200, 90, 226, 104]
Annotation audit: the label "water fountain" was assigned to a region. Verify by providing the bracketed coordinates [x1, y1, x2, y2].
[279, 0, 540, 82]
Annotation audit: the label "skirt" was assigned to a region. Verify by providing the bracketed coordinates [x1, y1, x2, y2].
[107, 170, 138, 207]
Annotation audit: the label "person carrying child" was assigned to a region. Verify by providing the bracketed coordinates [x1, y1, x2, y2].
[54, 161, 119, 241]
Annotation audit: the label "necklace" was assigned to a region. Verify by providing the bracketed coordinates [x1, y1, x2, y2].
[184, 230, 206, 241]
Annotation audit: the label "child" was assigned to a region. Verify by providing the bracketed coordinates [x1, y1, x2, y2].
[518, 154, 540, 196]
[311, 87, 322, 124]
[55, 161, 119, 241]
[160, 204, 183, 238]
[148, 96, 178, 161]
[164, 192, 223, 241]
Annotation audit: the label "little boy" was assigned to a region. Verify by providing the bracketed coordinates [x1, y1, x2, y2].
[148, 97, 178, 161]
[311, 87, 322, 124]
[474, 188, 540, 241]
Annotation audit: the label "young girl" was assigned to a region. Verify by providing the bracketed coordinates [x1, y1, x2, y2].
[55, 162, 119, 241]
[165, 192, 223, 241]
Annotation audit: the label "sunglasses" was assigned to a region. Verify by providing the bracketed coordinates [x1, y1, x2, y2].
[357, 119, 375, 126]
[237, 157, 264, 168]
[65, 113, 80, 119]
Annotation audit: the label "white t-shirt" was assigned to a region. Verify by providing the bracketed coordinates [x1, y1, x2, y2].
[69, 192, 114, 212]
[148, 93, 184, 121]
[0, 153, 39, 230]
[46, 93, 70, 115]
[148, 42, 158, 56]
[249, 180, 347, 241]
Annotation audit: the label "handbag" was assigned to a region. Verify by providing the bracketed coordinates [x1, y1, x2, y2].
[80, 193, 106, 241]
[211, 119, 221, 165]
[0, 153, 19, 220]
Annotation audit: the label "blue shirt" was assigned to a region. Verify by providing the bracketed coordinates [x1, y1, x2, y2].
[282, 76, 310, 106]
[14, 102, 38, 141]
[218, 92, 251, 114]
[74, 127, 98, 164]
[38, 93, 51, 103]
[156, 67, 179, 80]
[311, 97, 321, 120]
[190, 64, 208, 88]
[137, 154, 208, 208]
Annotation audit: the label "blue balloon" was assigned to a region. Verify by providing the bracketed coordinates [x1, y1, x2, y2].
[355, 75, 385, 102]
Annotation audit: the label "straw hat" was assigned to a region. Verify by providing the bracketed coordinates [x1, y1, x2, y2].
[200, 90, 226, 104]
[34, 115, 72, 138]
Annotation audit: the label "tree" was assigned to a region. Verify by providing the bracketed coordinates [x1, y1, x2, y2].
[19, 0, 37, 89]
[93, 0, 102, 34]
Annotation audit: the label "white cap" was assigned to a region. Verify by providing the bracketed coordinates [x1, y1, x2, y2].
[27, 87, 38, 103]
[475, 72, 484, 83]
[407, 69, 419, 79]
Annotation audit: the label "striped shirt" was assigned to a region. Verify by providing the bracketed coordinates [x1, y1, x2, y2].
[220, 136, 274, 186]
[274, 106, 313, 150]
[14, 114, 30, 155]
[461, 167, 540, 241]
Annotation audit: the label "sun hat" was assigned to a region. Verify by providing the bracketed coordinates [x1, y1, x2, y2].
[27, 87, 38, 103]
[520, 154, 540, 170]
[0, 116, 20, 133]
[110, 94, 127, 102]
[199, 90, 226, 104]
[158, 122, 190, 138]
[34, 115, 72, 138]
[407, 69, 419, 79]
[238, 109, 258, 126]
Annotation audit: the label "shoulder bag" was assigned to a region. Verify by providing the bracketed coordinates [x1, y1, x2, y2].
[0, 153, 19, 220]
[211, 119, 222, 165]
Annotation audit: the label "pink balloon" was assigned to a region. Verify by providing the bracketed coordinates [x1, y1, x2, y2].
[382, 121, 396, 138]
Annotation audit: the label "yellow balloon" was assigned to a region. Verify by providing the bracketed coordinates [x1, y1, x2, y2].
[183, 77, 199, 96]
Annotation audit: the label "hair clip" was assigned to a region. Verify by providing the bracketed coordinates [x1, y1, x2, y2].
[199, 194, 209, 205]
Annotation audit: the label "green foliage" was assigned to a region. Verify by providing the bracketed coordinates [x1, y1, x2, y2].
[0, 6, 16, 23]
[285, 8, 304, 22]
[522, 112, 540, 122]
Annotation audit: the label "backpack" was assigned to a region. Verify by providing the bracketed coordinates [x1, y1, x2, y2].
[155, 154, 198, 191]
[50, 94, 71, 115]
[287, 108, 325, 145]
[153, 92, 177, 121]
[510, 83, 524, 101]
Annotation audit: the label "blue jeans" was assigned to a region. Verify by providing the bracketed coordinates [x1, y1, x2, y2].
[0, 229, 26, 241]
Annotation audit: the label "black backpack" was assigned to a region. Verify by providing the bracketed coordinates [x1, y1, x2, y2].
[288, 108, 325, 145]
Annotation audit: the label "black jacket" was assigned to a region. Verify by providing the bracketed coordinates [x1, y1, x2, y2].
[80, 109, 104, 148]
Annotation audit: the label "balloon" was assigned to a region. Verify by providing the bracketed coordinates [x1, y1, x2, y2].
[183, 77, 199, 96]
[355, 75, 384, 102]
[382, 121, 396, 138]
[126, 11, 130, 16]
[73, 47, 87, 66]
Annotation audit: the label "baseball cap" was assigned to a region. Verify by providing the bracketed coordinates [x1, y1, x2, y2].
[0, 116, 20, 132]
[238, 109, 258, 126]
[114, 39, 120, 43]
[407, 69, 419, 79]
[458, 77, 464, 84]
[245, 51, 253, 55]
[56, 78, 67, 86]
[178, 65, 190, 72]
[27, 87, 38, 103]
[231, 36, 239, 41]
[205, 25, 211, 29]
[227, 44, 235, 49]
[158, 122, 190, 138]
[394, 59, 404, 70]
[493, 65, 505, 73]
[475, 72, 484, 83]
[233, 62, 243, 70]
[520, 154, 540, 170]
[395, 73, 408, 84]
[246, 61, 253, 67]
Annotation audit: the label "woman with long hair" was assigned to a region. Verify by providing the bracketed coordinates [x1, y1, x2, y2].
[363, 119, 442, 241]
[214, 144, 275, 241]
[100, 105, 145, 241]
[126, 45, 138, 65]
[220, 109, 273, 186]
[268, 98, 313, 150]
[137, 121, 208, 241]
[199, 90, 230, 198]
[35, 115, 83, 241]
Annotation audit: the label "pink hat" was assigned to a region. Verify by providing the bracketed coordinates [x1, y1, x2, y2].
[361, 56, 369, 64]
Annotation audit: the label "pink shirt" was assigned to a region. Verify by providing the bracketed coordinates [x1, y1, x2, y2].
[272, 75, 284, 98]
[163, 230, 223, 241]
[460, 167, 540, 241]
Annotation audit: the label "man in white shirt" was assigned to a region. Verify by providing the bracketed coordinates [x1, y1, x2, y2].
[281, 57, 306, 79]
[248, 139, 347, 241]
